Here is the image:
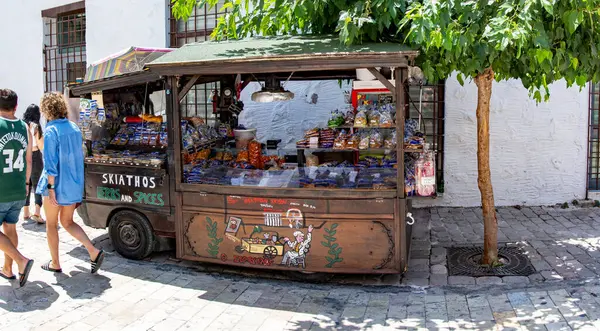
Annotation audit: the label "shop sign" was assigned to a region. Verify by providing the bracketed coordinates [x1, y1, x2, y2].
[88, 171, 169, 207]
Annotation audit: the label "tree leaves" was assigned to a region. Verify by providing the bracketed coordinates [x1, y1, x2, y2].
[562, 10, 581, 35]
[540, 0, 555, 15]
[171, 0, 600, 102]
[535, 49, 553, 65]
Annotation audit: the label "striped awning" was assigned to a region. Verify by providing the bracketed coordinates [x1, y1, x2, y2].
[84, 47, 173, 82]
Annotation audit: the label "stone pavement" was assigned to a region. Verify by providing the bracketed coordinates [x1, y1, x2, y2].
[404, 206, 600, 287]
[3, 207, 600, 330]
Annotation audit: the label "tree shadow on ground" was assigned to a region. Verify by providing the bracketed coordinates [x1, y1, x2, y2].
[0, 280, 59, 312]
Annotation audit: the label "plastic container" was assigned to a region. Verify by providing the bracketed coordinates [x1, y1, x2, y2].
[234, 128, 257, 149]
[356, 67, 382, 81]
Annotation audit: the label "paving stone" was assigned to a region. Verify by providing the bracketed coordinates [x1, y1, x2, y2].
[475, 276, 502, 285]
[408, 259, 430, 272]
[448, 276, 475, 285]
[429, 274, 448, 286]
[430, 264, 447, 275]
[430, 254, 446, 265]
[431, 247, 446, 256]
[401, 271, 430, 287]
[507, 292, 532, 307]
[502, 276, 530, 284]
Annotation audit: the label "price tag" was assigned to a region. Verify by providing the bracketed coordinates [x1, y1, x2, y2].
[421, 177, 436, 186]
[309, 137, 319, 147]
[350, 171, 358, 182]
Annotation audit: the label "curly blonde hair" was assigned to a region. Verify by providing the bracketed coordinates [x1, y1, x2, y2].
[40, 92, 68, 121]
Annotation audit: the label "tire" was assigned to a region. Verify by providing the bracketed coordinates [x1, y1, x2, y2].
[108, 210, 154, 260]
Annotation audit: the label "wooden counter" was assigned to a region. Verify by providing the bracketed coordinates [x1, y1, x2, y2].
[176, 190, 407, 274]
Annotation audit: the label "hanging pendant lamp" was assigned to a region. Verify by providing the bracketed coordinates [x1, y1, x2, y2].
[251, 74, 295, 103]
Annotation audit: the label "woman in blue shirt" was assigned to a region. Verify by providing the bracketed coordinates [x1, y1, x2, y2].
[36, 92, 105, 274]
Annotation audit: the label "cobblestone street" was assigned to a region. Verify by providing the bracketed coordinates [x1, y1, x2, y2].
[3, 207, 600, 330]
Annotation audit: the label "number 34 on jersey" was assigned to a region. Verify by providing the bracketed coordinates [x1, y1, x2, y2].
[0, 130, 28, 174]
[3, 149, 25, 173]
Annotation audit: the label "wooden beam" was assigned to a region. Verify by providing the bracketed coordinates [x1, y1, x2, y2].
[41, 1, 85, 17]
[395, 67, 405, 199]
[150, 56, 410, 76]
[178, 75, 200, 102]
[394, 67, 407, 273]
[367, 67, 395, 92]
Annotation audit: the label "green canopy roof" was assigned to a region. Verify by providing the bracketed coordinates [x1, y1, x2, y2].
[146, 35, 418, 75]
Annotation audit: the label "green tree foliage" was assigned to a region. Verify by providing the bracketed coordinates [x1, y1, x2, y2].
[172, 0, 600, 98]
[173, 0, 600, 264]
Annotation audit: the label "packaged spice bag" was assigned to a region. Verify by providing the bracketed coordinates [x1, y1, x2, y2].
[248, 139, 263, 169]
[359, 132, 370, 150]
[354, 109, 368, 128]
[369, 130, 383, 148]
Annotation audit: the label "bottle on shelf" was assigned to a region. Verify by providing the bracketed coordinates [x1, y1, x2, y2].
[416, 143, 436, 197]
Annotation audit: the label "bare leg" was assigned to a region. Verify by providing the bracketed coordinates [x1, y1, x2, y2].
[22, 206, 30, 219]
[44, 197, 61, 270]
[34, 205, 42, 218]
[59, 204, 100, 261]
[2, 223, 18, 277]
[0, 232, 28, 274]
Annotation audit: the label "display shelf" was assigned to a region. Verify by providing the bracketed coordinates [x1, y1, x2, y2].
[330, 125, 397, 130]
[182, 139, 223, 153]
[295, 147, 395, 152]
[404, 147, 424, 153]
[107, 144, 166, 152]
[407, 194, 437, 200]
[84, 160, 165, 168]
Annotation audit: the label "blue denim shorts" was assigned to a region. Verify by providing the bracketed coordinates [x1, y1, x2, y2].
[0, 200, 25, 225]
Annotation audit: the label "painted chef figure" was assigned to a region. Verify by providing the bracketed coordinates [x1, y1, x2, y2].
[281, 225, 313, 266]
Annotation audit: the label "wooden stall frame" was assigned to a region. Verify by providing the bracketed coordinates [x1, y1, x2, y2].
[146, 37, 419, 274]
[170, 71, 410, 273]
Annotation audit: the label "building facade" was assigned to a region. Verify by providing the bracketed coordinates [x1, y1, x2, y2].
[0, 0, 594, 207]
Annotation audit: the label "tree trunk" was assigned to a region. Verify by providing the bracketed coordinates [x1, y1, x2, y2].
[474, 67, 498, 266]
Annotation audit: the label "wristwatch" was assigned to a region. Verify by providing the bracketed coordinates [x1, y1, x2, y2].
[47, 184, 55, 190]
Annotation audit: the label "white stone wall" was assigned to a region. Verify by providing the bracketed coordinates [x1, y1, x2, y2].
[0, 0, 76, 116]
[85, 0, 168, 64]
[239, 81, 351, 149]
[418, 75, 589, 207]
[0, 0, 168, 116]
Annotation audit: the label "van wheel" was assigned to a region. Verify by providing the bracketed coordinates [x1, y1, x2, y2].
[108, 210, 154, 260]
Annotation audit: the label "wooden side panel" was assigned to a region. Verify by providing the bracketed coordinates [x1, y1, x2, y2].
[182, 193, 225, 209]
[181, 212, 398, 273]
[328, 199, 394, 215]
[225, 195, 327, 214]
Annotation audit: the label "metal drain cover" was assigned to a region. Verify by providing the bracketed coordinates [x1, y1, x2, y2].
[447, 246, 536, 277]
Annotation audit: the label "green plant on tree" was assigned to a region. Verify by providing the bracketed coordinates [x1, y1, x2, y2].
[206, 217, 223, 257]
[173, 0, 600, 266]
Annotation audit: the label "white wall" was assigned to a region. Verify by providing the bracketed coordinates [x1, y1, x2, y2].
[85, 0, 168, 64]
[416, 75, 589, 207]
[0, 0, 168, 116]
[0, 0, 76, 116]
[239, 81, 351, 149]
